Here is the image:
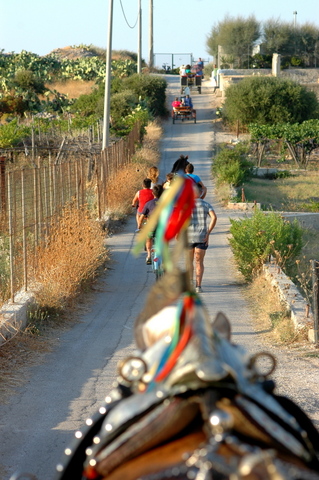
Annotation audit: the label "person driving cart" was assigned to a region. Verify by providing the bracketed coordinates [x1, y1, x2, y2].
[184, 64, 193, 76]
[182, 94, 196, 117]
[182, 94, 193, 108]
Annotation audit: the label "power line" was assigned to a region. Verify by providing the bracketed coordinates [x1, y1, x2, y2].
[119, 0, 138, 29]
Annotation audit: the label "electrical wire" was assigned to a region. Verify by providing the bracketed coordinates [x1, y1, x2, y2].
[119, 0, 138, 29]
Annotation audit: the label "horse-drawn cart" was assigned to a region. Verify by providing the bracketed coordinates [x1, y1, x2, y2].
[172, 106, 196, 124]
[180, 75, 202, 94]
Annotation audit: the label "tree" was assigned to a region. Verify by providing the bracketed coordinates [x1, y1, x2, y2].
[262, 18, 293, 55]
[262, 19, 319, 67]
[206, 15, 261, 67]
[207, 16, 319, 68]
[297, 23, 319, 66]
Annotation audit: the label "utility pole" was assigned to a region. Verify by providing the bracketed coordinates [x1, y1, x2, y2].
[293, 11, 297, 55]
[137, 0, 142, 73]
[102, 0, 113, 150]
[149, 0, 154, 68]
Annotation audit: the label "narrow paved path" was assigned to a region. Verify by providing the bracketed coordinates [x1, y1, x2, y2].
[0, 76, 318, 480]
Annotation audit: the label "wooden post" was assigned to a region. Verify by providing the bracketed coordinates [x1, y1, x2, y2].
[21, 169, 28, 291]
[0, 156, 6, 215]
[55, 137, 66, 164]
[33, 167, 38, 247]
[7, 172, 15, 302]
[43, 165, 49, 238]
[75, 161, 80, 209]
[31, 126, 35, 166]
[49, 164, 54, 218]
[68, 161, 72, 201]
[312, 260, 319, 345]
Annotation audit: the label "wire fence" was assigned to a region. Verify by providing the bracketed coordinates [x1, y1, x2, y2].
[0, 122, 141, 304]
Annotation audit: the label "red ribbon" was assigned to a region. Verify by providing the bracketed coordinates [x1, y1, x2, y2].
[154, 295, 194, 382]
[164, 178, 195, 241]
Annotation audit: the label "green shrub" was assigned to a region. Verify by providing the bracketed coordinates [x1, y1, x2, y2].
[71, 73, 167, 127]
[0, 119, 31, 148]
[215, 159, 246, 186]
[229, 209, 303, 281]
[110, 90, 138, 122]
[71, 84, 104, 117]
[13, 69, 46, 94]
[212, 143, 254, 186]
[0, 95, 27, 117]
[223, 76, 319, 127]
[121, 74, 168, 117]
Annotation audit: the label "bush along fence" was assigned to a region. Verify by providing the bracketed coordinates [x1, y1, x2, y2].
[0, 121, 141, 305]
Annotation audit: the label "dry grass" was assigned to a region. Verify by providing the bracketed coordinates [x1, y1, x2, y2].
[105, 120, 163, 217]
[243, 173, 319, 211]
[244, 274, 308, 345]
[32, 205, 108, 309]
[45, 79, 96, 99]
[28, 122, 162, 308]
[214, 183, 233, 206]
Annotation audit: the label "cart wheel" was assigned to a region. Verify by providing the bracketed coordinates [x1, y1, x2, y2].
[198, 87, 201, 94]
[172, 116, 175, 124]
[194, 116, 196, 124]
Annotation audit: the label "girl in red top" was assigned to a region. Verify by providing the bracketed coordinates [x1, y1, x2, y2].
[172, 97, 182, 108]
[131, 178, 154, 231]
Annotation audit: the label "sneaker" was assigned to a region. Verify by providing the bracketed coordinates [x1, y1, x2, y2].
[146, 257, 152, 265]
[135, 229, 140, 233]
[195, 286, 202, 293]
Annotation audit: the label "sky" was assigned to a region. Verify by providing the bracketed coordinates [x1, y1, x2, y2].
[2, 0, 319, 68]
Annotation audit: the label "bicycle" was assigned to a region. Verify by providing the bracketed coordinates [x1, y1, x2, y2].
[150, 239, 164, 280]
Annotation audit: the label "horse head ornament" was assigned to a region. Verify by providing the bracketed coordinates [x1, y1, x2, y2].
[54, 287, 319, 480]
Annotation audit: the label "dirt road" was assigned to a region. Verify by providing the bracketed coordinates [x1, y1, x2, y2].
[1, 75, 319, 480]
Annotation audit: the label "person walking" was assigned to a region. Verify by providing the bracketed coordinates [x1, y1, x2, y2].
[163, 172, 175, 189]
[185, 163, 207, 199]
[188, 184, 217, 293]
[197, 58, 204, 70]
[131, 178, 154, 232]
[212, 64, 219, 93]
[148, 166, 164, 188]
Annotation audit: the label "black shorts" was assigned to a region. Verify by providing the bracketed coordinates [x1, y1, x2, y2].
[189, 242, 208, 251]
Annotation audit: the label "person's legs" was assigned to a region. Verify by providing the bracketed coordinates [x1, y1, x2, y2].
[136, 212, 140, 229]
[194, 247, 206, 288]
[189, 248, 195, 284]
[146, 237, 152, 261]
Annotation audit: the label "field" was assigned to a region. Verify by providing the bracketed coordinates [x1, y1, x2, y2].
[242, 173, 319, 212]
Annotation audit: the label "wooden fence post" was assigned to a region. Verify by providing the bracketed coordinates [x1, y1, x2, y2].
[312, 260, 319, 345]
[21, 169, 28, 291]
[0, 156, 6, 215]
[33, 167, 38, 247]
[7, 172, 14, 302]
